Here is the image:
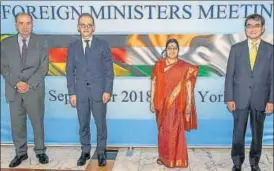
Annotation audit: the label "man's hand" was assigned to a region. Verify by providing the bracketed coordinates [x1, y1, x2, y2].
[102, 92, 111, 104]
[16, 81, 29, 93]
[69, 95, 77, 107]
[265, 103, 273, 114]
[227, 101, 236, 112]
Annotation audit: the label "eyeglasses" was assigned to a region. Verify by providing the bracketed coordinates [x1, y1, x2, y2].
[79, 24, 93, 28]
[245, 24, 262, 29]
[167, 47, 178, 51]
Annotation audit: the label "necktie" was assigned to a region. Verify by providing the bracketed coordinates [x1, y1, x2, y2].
[250, 40, 257, 70]
[84, 40, 90, 57]
[21, 39, 27, 62]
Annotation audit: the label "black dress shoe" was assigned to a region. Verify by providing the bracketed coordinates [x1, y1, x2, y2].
[97, 153, 106, 167]
[232, 165, 241, 171]
[9, 154, 28, 168]
[251, 165, 261, 171]
[36, 153, 49, 164]
[77, 152, 90, 166]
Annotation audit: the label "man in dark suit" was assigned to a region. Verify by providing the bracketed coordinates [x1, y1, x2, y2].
[224, 14, 273, 171]
[1, 13, 49, 167]
[66, 13, 114, 167]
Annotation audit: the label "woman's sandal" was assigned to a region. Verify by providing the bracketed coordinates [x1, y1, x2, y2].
[156, 158, 163, 165]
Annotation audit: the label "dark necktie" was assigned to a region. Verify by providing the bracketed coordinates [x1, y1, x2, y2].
[21, 39, 27, 62]
[84, 40, 90, 57]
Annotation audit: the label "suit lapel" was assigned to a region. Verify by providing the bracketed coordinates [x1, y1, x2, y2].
[253, 40, 265, 72]
[14, 35, 22, 61]
[13, 35, 24, 71]
[90, 37, 96, 55]
[78, 39, 85, 58]
[85, 37, 98, 60]
[74, 39, 86, 69]
[23, 34, 36, 65]
[243, 40, 252, 73]
[74, 39, 84, 62]
[76, 37, 97, 62]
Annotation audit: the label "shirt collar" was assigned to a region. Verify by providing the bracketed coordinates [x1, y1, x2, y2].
[82, 36, 93, 43]
[18, 34, 31, 44]
[248, 38, 260, 48]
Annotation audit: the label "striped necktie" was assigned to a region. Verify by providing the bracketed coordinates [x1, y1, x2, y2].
[21, 38, 27, 62]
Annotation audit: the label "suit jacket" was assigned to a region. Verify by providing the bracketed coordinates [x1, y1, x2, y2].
[224, 39, 273, 110]
[66, 36, 114, 101]
[1, 33, 49, 102]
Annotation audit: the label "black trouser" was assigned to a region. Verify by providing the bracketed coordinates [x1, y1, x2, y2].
[231, 105, 266, 166]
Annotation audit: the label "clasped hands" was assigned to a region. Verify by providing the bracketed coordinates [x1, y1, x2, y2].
[16, 81, 29, 93]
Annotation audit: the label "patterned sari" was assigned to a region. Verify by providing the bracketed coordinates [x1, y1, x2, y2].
[152, 59, 198, 168]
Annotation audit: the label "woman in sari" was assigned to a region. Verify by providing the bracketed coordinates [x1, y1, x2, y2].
[150, 38, 199, 168]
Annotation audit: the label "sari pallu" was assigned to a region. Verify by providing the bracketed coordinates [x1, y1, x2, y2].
[152, 59, 198, 168]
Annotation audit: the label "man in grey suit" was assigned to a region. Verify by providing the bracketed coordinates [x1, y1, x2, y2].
[224, 14, 273, 171]
[66, 13, 114, 167]
[1, 13, 49, 167]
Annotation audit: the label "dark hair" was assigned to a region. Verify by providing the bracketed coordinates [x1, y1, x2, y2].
[245, 14, 265, 26]
[78, 13, 95, 25]
[15, 13, 33, 23]
[161, 38, 180, 58]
